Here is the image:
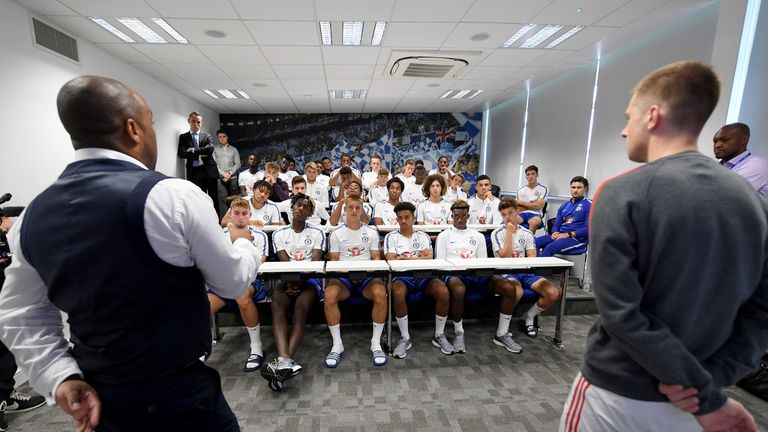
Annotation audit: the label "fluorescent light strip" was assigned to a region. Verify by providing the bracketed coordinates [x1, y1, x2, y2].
[584, 57, 601, 176]
[480, 106, 490, 175]
[89, 17, 135, 43]
[151, 18, 187, 44]
[440, 90, 454, 99]
[546, 25, 584, 48]
[520, 25, 563, 48]
[360, 90, 367, 99]
[217, 89, 237, 99]
[371, 21, 386, 45]
[467, 90, 483, 99]
[117, 17, 166, 43]
[501, 24, 537, 48]
[342, 21, 363, 45]
[319, 21, 332, 45]
[727, 0, 762, 122]
[518, 81, 531, 189]
[342, 89, 354, 99]
[328, 90, 336, 99]
[203, 89, 219, 99]
[453, 90, 472, 99]
[237, 90, 250, 99]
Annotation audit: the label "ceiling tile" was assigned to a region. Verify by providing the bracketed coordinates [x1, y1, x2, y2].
[363, 102, 399, 113]
[365, 89, 408, 101]
[595, 0, 671, 27]
[326, 79, 372, 90]
[260, 46, 323, 64]
[369, 79, 415, 90]
[324, 65, 375, 79]
[132, 44, 209, 63]
[164, 19, 255, 45]
[382, 22, 455, 47]
[272, 64, 326, 79]
[479, 49, 546, 67]
[551, 26, 615, 51]
[442, 23, 528, 49]
[215, 99, 266, 113]
[409, 80, 455, 90]
[462, 66, 515, 80]
[391, 0, 473, 22]
[57, 0, 158, 17]
[280, 79, 328, 90]
[294, 100, 333, 113]
[322, 47, 381, 65]
[315, 0, 397, 21]
[449, 80, 498, 91]
[22, 0, 77, 15]
[233, 79, 284, 91]
[462, 0, 550, 23]
[220, 64, 276, 79]
[532, 0, 626, 26]
[159, 77, 196, 90]
[185, 77, 238, 89]
[244, 21, 319, 45]
[163, 63, 227, 78]
[96, 43, 153, 62]
[130, 63, 179, 79]
[143, 0, 240, 19]
[197, 45, 267, 64]
[180, 89, 228, 111]
[230, 0, 316, 20]
[330, 99, 365, 113]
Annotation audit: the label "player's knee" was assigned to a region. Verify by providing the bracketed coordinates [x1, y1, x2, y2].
[235, 296, 253, 309]
[371, 284, 387, 302]
[392, 281, 407, 299]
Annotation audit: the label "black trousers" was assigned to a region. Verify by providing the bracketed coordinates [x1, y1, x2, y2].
[0, 342, 16, 401]
[188, 166, 219, 215]
[92, 362, 239, 432]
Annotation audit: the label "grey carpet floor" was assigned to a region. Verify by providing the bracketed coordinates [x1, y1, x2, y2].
[6, 315, 767, 431]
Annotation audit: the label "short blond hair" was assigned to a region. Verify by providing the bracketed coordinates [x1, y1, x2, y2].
[264, 161, 279, 173]
[632, 61, 720, 135]
[304, 161, 318, 171]
[230, 198, 250, 211]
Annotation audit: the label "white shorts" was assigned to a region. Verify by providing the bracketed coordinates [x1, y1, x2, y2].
[559, 373, 702, 432]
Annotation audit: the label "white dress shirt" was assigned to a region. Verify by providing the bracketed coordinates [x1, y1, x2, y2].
[0, 148, 261, 404]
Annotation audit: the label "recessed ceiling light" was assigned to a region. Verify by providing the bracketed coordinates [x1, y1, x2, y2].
[576, 7, 583, 13]
[251, 83, 267, 87]
[371, 21, 386, 45]
[319, 21, 332, 45]
[342, 21, 363, 45]
[151, 18, 188, 44]
[440, 90, 483, 99]
[328, 90, 367, 99]
[426, 83, 441, 88]
[470, 33, 490, 41]
[546, 26, 584, 48]
[204, 30, 227, 38]
[117, 17, 166, 43]
[237, 90, 250, 99]
[203, 89, 219, 99]
[520, 25, 563, 48]
[89, 17, 135, 43]
[218, 89, 237, 99]
[204, 89, 251, 99]
[501, 24, 537, 48]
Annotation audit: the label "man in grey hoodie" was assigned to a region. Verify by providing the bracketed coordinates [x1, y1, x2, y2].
[559, 61, 767, 432]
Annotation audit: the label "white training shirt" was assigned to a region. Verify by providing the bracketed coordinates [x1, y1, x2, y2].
[444, 186, 467, 204]
[238, 170, 264, 190]
[416, 200, 452, 225]
[396, 173, 416, 187]
[373, 201, 399, 225]
[303, 176, 330, 206]
[276, 198, 330, 226]
[272, 223, 326, 262]
[368, 185, 389, 205]
[517, 184, 548, 216]
[329, 224, 379, 260]
[435, 227, 488, 260]
[246, 198, 282, 225]
[467, 195, 502, 225]
[491, 225, 536, 258]
[278, 170, 299, 184]
[402, 183, 426, 205]
[428, 168, 454, 182]
[384, 230, 432, 258]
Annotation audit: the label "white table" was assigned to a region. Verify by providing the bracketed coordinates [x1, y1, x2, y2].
[258, 261, 325, 281]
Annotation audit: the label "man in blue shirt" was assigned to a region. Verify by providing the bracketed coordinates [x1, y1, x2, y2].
[535, 176, 591, 257]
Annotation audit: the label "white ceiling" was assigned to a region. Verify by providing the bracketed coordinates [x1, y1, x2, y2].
[19, 0, 715, 114]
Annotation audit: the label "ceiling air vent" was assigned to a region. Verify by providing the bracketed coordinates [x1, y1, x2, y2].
[385, 50, 481, 79]
[32, 18, 79, 62]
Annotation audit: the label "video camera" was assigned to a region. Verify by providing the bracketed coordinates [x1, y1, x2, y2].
[0, 193, 24, 218]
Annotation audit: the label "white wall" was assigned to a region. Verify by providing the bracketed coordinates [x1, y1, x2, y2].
[485, 2, 724, 198]
[0, 0, 218, 206]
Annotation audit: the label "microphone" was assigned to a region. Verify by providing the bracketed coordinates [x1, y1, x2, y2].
[0, 193, 11, 205]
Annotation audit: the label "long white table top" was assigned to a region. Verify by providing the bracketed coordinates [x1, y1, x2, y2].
[374, 224, 500, 233]
[446, 257, 573, 271]
[325, 260, 391, 273]
[258, 261, 326, 274]
[386, 258, 454, 272]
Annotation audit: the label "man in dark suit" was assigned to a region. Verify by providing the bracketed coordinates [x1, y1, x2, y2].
[178, 111, 219, 213]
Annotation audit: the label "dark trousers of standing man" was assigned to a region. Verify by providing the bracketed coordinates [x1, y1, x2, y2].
[0, 272, 17, 403]
[91, 362, 239, 432]
[188, 166, 219, 216]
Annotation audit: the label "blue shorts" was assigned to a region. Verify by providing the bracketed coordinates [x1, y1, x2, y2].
[333, 277, 379, 293]
[208, 280, 266, 307]
[443, 275, 489, 290]
[392, 276, 430, 294]
[519, 212, 541, 225]
[505, 273, 544, 290]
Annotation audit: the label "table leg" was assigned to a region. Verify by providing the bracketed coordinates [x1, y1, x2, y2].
[387, 272, 393, 354]
[551, 267, 569, 350]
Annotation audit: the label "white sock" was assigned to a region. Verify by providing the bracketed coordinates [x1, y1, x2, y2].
[396, 315, 410, 341]
[453, 320, 464, 335]
[246, 325, 262, 355]
[524, 304, 546, 326]
[371, 322, 384, 352]
[435, 315, 448, 337]
[328, 324, 344, 353]
[497, 313, 512, 337]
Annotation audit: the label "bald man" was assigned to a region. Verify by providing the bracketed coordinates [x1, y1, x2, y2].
[713, 122, 768, 199]
[0, 76, 261, 431]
